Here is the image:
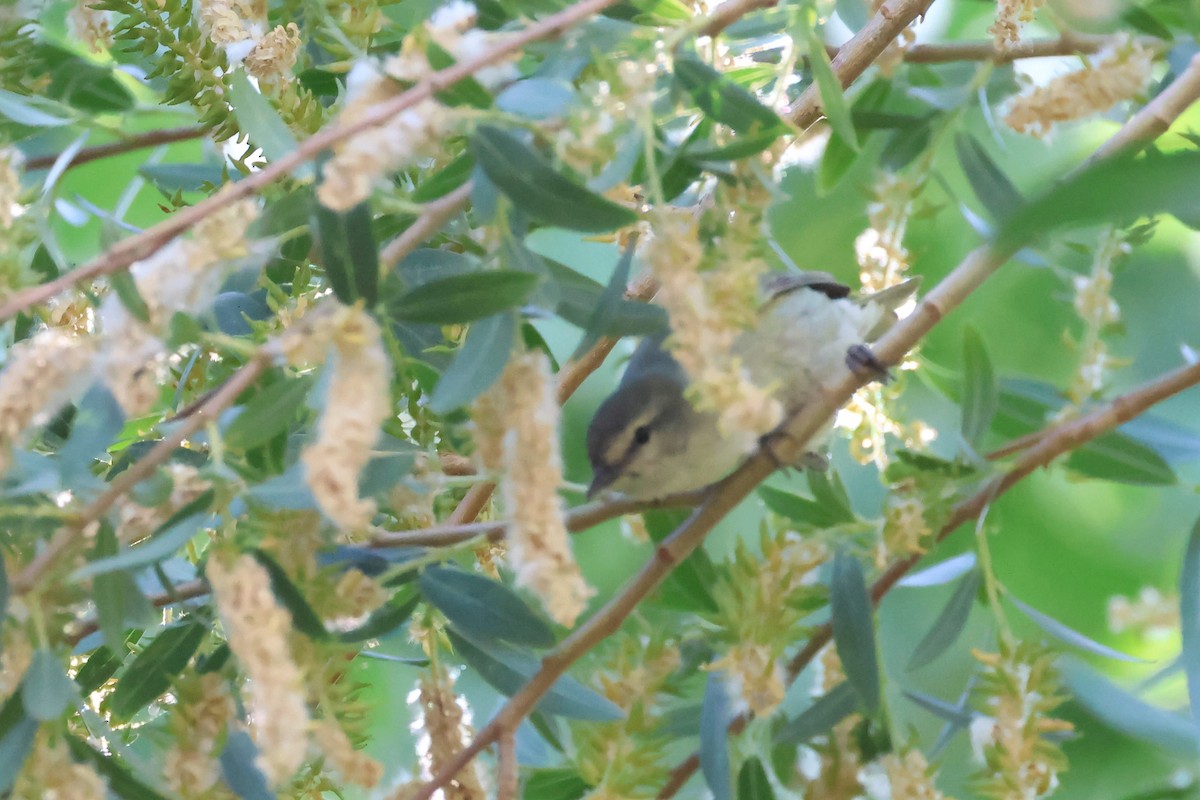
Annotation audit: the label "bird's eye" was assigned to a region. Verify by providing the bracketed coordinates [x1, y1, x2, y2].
[633, 425, 651, 445]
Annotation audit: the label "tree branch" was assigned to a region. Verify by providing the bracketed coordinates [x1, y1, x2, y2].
[0, 0, 625, 323]
[789, 0, 935, 129]
[899, 32, 1159, 64]
[11, 351, 274, 595]
[656, 358, 1200, 798]
[655, 50, 1200, 798]
[379, 181, 475, 270]
[24, 126, 208, 172]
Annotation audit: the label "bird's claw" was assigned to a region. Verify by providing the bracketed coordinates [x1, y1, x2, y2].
[758, 430, 830, 473]
[847, 344, 891, 383]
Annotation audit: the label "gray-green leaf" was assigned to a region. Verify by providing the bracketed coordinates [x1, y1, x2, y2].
[831, 552, 880, 713]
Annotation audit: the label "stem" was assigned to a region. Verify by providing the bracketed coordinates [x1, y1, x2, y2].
[24, 127, 209, 172]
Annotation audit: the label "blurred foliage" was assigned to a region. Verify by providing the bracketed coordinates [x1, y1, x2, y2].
[0, 0, 1199, 798]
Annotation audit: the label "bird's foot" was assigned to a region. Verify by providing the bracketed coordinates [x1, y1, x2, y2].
[847, 344, 891, 383]
[759, 430, 830, 473]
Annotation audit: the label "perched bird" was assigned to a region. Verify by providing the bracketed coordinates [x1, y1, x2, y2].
[585, 272, 920, 500]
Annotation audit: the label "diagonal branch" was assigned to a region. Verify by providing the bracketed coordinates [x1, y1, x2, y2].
[789, 0, 935, 129]
[0, 0, 625, 324]
[655, 46, 1200, 799]
[24, 126, 208, 172]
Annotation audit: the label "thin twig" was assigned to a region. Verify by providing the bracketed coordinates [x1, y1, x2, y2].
[440, 277, 658, 527]
[24, 126, 209, 172]
[699, 0, 777, 38]
[68, 578, 209, 646]
[656, 52, 1200, 798]
[497, 731, 518, 800]
[368, 488, 705, 548]
[900, 32, 1157, 64]
[11, 352, 273, 595]
[789, 0, 935, 129]
[0, 0, 625, 323]
[379, 181, 475, 270]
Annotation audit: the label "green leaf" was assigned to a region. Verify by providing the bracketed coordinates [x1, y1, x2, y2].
[0, 700, 36, 793]
[76, 643, 126, 695]
[774, 681, 857, 744]
[808, 470, 856, 524]
[955, 133, 1023, 220]
[66, 736, 172, 800]
[1180, 515, 1200, 730]
[906, 570, 980, 671]
[110, 270, 151, 323]
[544, 259, 666, 337]
[1007, 593, 1146, 663]
[251, 550, 329, 640]
[389, 270, 538, 324]
[881, 120, 933, 170]
[496, 78, 576, 119]
[700, 672, 733, 800]
[818, 129, 858, 194]
[0, 88, 74, 126]
[1066, 431, 1177, 486]
[446, 628, 623, 720]
[570, 232, 638, 360]
[228, 70, 306, 176]
[73, 503, 217, 580]
[903, 688, 976, 727]
[801, 13, 859, 151]
[471, 126, 639, 232]
[737, 758, 776, 800]
[673, 56, 786, 136]
[92, 524, 154, 650]
[961, 325, 998, 449]
[426, 42, 493, 108]
[224, 375, 314, 451]
[312, 200, 380, 306]
[524, 768, 590, 800]
[57, 383, 125, 485]
[897, 552, 977, 587]
[997, 149, 1200, 248]
[412, 152, 475, 202]
[108, 621, 206, 720]
[1062, 659, 1199, 755]
[831, 552, 879, 713]
[683, 129, 782, 161]
[643, 509, 719, 613]
[139, 163, 224, 193]
[420, 566, 555, 648]
[758, 485, 845, 528]
[220, 729, 275, 800]
[836, 0, 868, 29]
[430, 312, 516, 413]
[338, 591, 421, 643]
[22, 648, 77, 721]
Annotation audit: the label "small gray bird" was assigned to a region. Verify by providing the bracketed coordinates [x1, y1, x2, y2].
[585, 272, 920, 500]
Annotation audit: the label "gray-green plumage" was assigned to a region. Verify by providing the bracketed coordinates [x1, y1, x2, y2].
[586, 272, 919, 499]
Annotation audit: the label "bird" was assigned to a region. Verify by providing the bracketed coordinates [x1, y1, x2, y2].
[585, 272, 920, 500]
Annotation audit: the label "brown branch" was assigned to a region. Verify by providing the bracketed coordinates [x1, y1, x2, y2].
[899, 33, 1156, 64]
[497, 731, 518, 800]
[789, 0, 935, 130]
[68, 578, 209, 646]
[656, 360, 1200, 798]
[368, 487, 705, 548]
[440, 277, 658, 527]
[379, 181, 475, 270]
[699, 0, 777, 38]
[24, 126, 209, 172]
[11, 351, 273, 595]
[656, 52, 1200, 798]
[0, 0, 625, 324]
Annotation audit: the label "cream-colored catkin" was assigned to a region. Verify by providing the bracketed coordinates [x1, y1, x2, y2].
[499, 351, 593, 627]
[313, 717, 384, 787]
[416, 667, 485, 800]
[0, 147, 21, 229]
[1005, 41, 1155, 137]
[990, 0, 1047, 50]
[301, 306, 393, 533]
[163, 673, 236, 797]
[208, 554, 311, 786]
[244, 23, 302, 86]
[12, 730, 108, 800]
[0, 329, 96, 472]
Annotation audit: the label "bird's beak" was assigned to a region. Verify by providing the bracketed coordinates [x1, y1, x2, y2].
[586, 467, 615, 501]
